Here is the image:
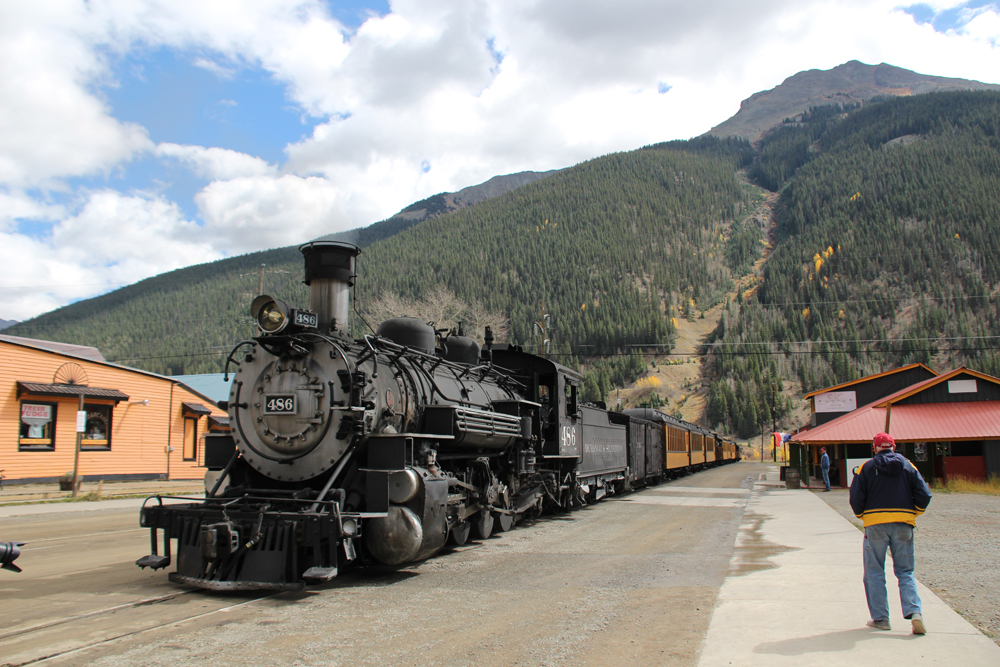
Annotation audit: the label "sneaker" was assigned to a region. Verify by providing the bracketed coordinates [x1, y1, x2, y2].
[911, 613, 926, 635]
[867, 619, 891, 630]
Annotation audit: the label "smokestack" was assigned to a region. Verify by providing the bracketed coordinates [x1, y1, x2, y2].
[299, 241, 361, 335]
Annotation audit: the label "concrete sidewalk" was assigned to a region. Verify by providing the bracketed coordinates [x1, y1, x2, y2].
[0, 479, 204, 518]
[698, 472, 1000, 665]
[0, 478, 203, 504]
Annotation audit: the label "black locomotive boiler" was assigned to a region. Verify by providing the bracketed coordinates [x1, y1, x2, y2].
[136, 241, 740, 591]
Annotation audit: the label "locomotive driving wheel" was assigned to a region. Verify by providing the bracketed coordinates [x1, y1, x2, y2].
[472, 509, 494, 540]
[495, 510, 513, 532]
[492, 482, 514, 532]
[448, 521, 471, 546]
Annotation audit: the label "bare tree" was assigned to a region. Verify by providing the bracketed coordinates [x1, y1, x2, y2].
[364, 287, 509, 344]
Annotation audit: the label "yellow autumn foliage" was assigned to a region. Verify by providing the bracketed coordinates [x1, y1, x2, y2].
[636, 377, 662, 389]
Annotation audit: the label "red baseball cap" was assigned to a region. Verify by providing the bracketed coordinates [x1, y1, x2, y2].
[873, 432, 895, 450]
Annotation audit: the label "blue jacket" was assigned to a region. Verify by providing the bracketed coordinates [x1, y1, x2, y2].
[820, 452, 830, 471]
[849, 452, 932, 527]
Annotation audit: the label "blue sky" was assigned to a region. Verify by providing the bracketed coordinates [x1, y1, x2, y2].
[96, 48, 319, 218]
[902, 1, 1000, 32]
[2, 0, 999, 321]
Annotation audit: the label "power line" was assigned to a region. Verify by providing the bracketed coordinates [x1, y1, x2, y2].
[106, 350, 229, 363]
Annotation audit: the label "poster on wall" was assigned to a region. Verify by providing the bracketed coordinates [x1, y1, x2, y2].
[21, 404, 52, 438]
[814, 391, 857, 413]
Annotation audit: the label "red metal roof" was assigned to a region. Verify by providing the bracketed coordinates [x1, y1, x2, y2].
[792, 367, 1000, 444]
[889, 402, 1000, 440]
[792, 401, 1000, 443]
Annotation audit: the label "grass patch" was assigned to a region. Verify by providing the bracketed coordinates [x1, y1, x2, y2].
[930, 475, 1000, 496]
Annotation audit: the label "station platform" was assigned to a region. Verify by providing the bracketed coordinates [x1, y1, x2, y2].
[698, 468, 1000, 665]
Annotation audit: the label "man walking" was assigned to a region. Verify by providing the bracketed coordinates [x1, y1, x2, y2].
[820, 447, 831, 491]
[849, 432, 932, 634]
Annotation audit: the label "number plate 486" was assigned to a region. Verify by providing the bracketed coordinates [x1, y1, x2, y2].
[264, 395, 296, 414]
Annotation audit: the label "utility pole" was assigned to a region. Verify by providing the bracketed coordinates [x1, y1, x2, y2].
[72, 394, 84, 498]
[770, 379, 777, 462]
[533, 305, 551, 358]
[258, 264, 266, 296]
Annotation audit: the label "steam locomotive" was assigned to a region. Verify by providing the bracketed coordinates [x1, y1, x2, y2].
[136, 241, 738, 591]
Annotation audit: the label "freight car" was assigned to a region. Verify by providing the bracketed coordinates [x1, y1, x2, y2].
[136, 241, 736, 591]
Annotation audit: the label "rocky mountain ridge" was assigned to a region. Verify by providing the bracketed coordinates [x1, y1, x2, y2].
[705, 60, 1000, 143]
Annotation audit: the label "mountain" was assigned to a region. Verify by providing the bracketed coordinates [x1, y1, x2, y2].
[704, 89, 1000, 437]
[0, 319, 18, 330]
[705, 61, 1000, 143]
[7, 140, 756, 378]
[10, 63, 1000, 441]
[392, 170, 562, 222]
[316, 170, 562, 247]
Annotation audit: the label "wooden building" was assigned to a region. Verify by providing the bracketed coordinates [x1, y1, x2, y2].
[791, 367, 1000, 486]
[1, 335, 228, 484]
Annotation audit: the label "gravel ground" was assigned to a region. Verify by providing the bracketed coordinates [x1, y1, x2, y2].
[816, 488, 1000, 645]
[13, 464, 762, 667]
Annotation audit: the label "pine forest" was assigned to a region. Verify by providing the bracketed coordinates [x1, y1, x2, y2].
[10, 90, 1000, 441]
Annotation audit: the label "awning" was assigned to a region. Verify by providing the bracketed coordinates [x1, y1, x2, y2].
[207, 415, 230, 430]
[16, 381, 129, 403]
[182, 401, 213, 417]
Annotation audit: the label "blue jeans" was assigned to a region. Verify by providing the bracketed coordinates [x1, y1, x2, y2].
[863, 523, 921, 621]
[822, 467, 830, 491]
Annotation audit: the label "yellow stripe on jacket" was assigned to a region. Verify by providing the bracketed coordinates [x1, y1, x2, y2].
[855, 507, 926, 527]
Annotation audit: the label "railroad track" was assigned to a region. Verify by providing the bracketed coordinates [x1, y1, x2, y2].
[0, 508, 283, 666]
[2, 590, 283, 667]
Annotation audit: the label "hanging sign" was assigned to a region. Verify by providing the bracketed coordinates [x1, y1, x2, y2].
[814, 391, 857, 413]
[76, 410, 87, 433]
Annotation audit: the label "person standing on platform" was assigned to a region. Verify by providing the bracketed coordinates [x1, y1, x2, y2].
[820, 447, 831, 491]
[849, 432, 932, 635]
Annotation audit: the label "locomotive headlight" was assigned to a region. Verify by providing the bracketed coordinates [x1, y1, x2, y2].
[342, 519, 358, 537]
[250, 295, 290, 334]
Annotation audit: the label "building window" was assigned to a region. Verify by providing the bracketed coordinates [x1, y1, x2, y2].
[81, 403, 112, 450]
[19, 401, 57, 451]
[183, 417, 198, 461]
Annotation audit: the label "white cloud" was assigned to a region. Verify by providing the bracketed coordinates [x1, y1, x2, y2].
[1, 190, 221, 320]
[0, 2, 153, 188]
[0, 190, 65, 233]
[195, 174, 344, 252]
[156, 143, 275, 180]
[2, 0, 1000, 321]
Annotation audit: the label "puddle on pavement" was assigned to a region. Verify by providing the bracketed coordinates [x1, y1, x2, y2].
[727, 510, 800, 577]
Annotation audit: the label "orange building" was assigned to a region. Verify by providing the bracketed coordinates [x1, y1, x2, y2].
[1, 334, 228, 484]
